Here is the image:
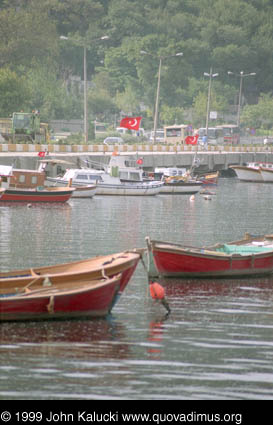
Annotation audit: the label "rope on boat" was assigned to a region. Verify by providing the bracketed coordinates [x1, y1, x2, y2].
[47, 295, 54, 314]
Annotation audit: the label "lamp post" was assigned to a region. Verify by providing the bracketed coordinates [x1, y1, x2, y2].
[140, 50, 183, 143]
[227, 71, 256, 126]
[204, 67, 219, 138]
[60, 35, 109, 143]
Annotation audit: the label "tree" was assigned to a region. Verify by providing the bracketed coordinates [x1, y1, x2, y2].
[0, 68, 29, 116]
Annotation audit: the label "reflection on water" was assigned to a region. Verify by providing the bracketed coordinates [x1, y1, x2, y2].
[1, 179, 273, 399]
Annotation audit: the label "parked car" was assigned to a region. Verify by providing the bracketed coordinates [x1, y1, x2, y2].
[103, 136, 124, 145]
[263, 137, 273, 146]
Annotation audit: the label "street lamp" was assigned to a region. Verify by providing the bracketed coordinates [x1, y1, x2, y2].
[227, 70, 256, 126]
[60, 35, 109, 143]
[140, 50, 183, 143]
[204, 68, 219, 138]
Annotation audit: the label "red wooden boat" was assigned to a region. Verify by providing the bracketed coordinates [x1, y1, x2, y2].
[0, 164, 75, 202]
[146, 233, 273, 278]
[0, 186, 75, 203]
[0, 250, 141, 321]
[0, 275, 123, 321]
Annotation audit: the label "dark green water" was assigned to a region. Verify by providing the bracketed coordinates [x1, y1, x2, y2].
[0, 178, 273, 399]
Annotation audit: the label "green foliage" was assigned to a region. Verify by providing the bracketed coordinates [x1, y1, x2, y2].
[240, 93, 273, 130]
[1, 0, 273, 133]
[0, 68, 29, 116]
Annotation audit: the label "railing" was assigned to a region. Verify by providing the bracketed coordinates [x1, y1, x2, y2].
[0, 143, 272, 154]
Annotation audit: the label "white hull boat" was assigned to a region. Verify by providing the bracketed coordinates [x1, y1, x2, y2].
[230, 162, 273, 182]
[46, 155, 163, 196]
[230, 164, 263, 182]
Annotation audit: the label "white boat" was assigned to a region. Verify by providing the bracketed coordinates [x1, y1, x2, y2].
[38, 159, 97, 198]
[230, 162, 273, 182]
[230, 163, 263, 182]
[46, 155, 164, 196]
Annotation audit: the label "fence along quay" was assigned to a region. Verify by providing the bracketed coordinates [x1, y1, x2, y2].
[1, 143, 273, 174]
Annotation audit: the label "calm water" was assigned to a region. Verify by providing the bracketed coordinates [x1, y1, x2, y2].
[1, 178, 273, 400]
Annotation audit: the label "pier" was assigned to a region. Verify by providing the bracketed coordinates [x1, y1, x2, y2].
[1, 143, 273, 174]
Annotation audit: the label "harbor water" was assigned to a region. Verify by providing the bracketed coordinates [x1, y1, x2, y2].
[0, 177, 273, 400]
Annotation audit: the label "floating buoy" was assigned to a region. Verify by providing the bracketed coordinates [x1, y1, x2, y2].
[190, 195, 195, 202]
[149, 281, 165, 300]
[27, 203, 32, 208]
[149, 281, 171, 314]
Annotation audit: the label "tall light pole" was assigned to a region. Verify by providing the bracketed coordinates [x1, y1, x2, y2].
[204, 67, 218, 138]
[227, 70, 256, 126]
[60, 35, 109, 143]
[140, 50, 183, 143]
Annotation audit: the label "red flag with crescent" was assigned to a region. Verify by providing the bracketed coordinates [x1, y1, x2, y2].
[38, 151, 46, 157]
[120, 116, 142, 131]
[185, 134, 199, 145]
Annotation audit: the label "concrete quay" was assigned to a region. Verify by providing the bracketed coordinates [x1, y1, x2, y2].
[1, 144, 273, 174]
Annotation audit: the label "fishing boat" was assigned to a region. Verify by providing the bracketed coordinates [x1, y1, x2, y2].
[45, 155, 163, 196]
[151, 167, 202, 194]
[146, 233, 273, 278]
[0, 164, 75, 202]
[197, 171, 219, 185]
[0, 250, 141, 321]
[229, 162, 273, 182]
[0, 163, 96, 200]
[0, 275, 123, 321]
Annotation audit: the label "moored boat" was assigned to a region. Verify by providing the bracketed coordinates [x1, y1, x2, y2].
[45, 155, 163, 196]
[0, 164, 75, 202]
[0, 186, 75, 203]
[146, 233, 273, 278]
[0, 249, 141, 296]
[0, 275, 122, 321]
[229, 162, 273, 182]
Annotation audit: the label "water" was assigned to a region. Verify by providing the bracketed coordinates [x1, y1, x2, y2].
[1, 178, 273, 400]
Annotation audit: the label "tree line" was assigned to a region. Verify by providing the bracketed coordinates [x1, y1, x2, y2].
[0, 0, 273, 133]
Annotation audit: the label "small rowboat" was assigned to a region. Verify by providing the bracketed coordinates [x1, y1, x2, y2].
[0, 250, 141, 321]
[146, 233, 273, 278]
[0, 275, 123, 321]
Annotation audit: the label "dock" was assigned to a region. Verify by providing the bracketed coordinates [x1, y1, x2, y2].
[1, 143, 273, 174]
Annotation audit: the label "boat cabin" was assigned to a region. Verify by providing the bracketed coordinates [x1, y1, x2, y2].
[0, 165, 45, 189]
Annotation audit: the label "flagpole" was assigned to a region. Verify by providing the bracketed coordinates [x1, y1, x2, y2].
[153, 57, 162, 144]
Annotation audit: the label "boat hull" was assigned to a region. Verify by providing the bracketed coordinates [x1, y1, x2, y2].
[0, 251, 140, 298]
[0, 275, 121, 322]
[230, 166, 263, 182]
[0, 188, 74, 202]
[259, 167, 273, 182]
[95, 182, 163, 195]
[160, 182, 201, 194]
[70, 185, 97, 198]
[147, 239, 273, 278]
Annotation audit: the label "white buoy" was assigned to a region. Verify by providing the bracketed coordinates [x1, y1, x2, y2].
[190, 195, 195, 201]
[27, 203, 32, 208]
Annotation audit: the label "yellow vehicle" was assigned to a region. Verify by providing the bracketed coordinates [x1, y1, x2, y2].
[0, 112, 50, 143]
[163, 125, 192, 144]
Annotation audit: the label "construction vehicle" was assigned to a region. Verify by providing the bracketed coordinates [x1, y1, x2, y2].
[0, 111, 50, 143]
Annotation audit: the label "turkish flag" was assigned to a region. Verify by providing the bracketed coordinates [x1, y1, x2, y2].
[38, 151, 46, 157]
[185, 134, 199, 145]
[136, 158, 143, 165]
[120, 116, 142, 131]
